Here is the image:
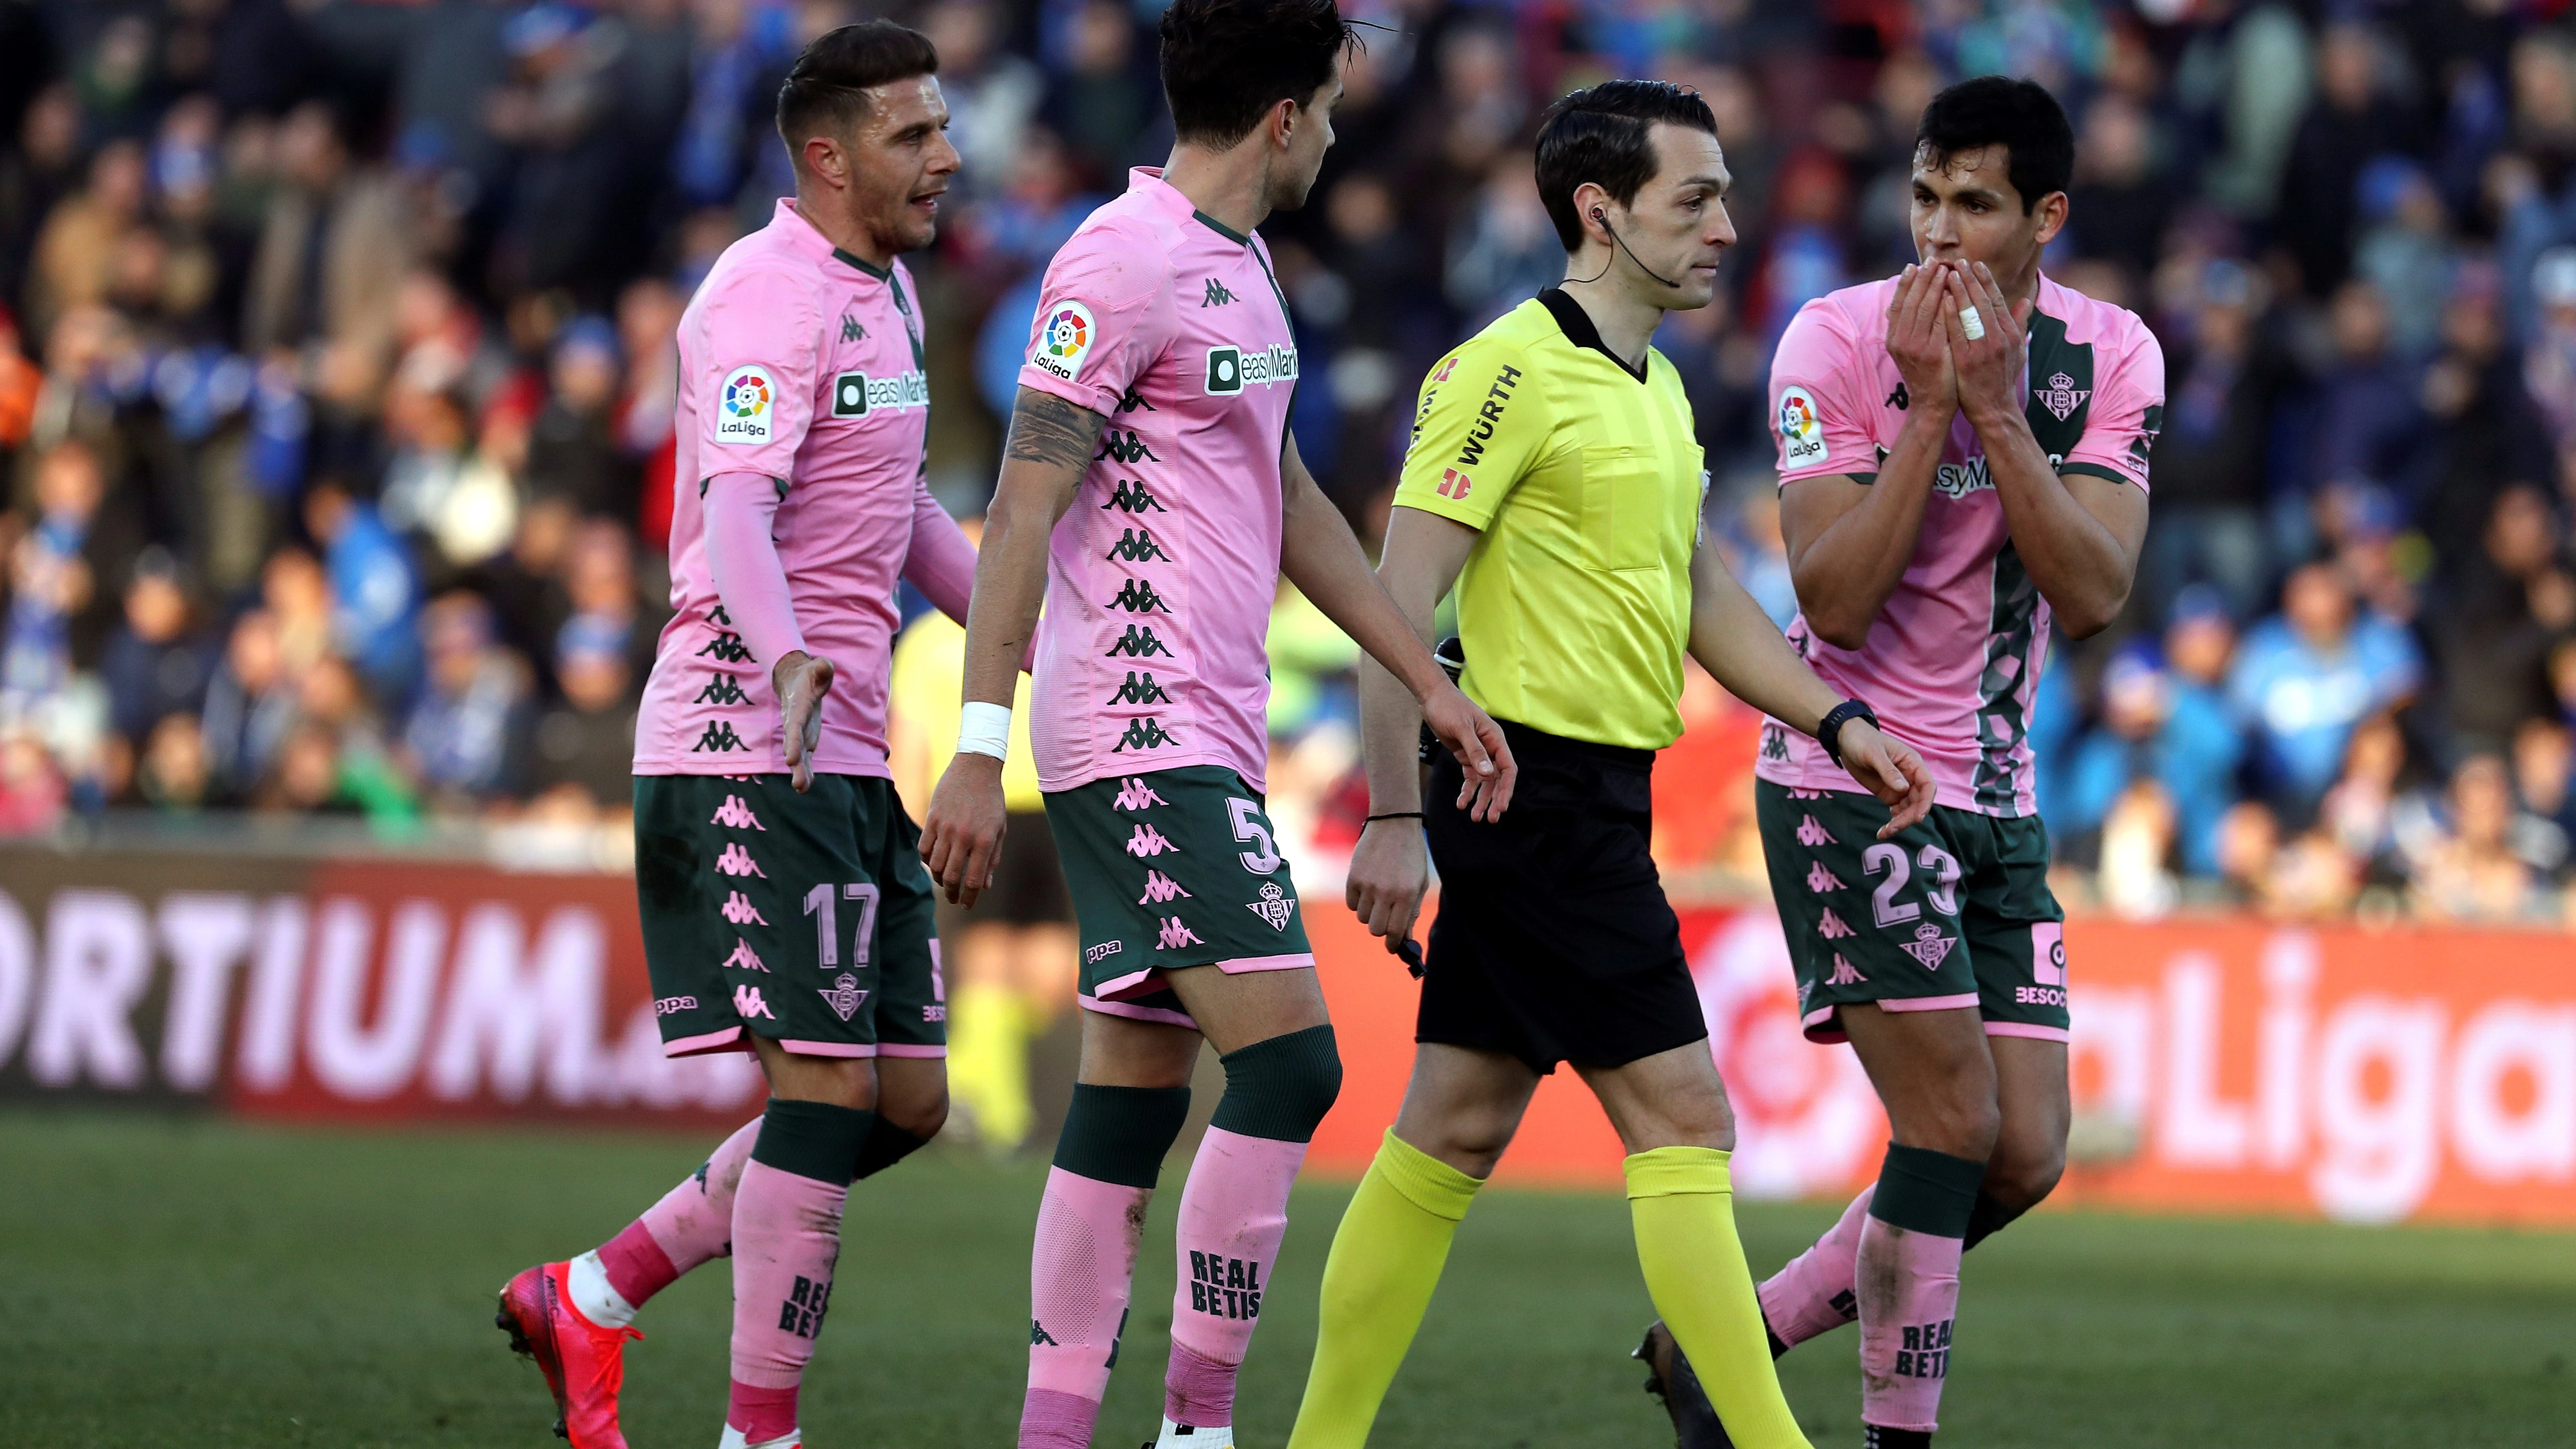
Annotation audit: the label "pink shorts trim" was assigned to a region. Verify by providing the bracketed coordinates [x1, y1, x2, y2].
[1800, 992, 1983, 1045]
[1094, 953, 1316, 1008]
[1215, 952, 1315, 973]
[1985, 1022, 2070, 1042]
[1093, 964, 1158, 1001]
[876, 1043, 949, 1057]
[1080, 993, 1198, 1029]
[1879, 993, 1982, 1014]
[776, 1039, 877, 1058]
[661, 1025, 745, 1058]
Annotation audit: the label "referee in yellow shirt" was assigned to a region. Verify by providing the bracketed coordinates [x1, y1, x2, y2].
[1286, 82, 1932, 1449]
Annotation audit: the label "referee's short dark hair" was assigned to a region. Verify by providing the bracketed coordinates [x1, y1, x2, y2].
[1159, 0, 1356, 149]
[1534, 80, 1719, 252]
[1915, 76, 2073, 214]
[775, 21, 940, 158]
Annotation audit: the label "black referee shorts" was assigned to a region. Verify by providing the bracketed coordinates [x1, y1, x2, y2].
[937, 808, 1073, 934]
[1419, 719, 1707, 1074]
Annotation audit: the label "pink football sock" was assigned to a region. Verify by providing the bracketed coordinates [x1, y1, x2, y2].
[1021, 1167, 1154, 1449]
[598, 1116, 761, 1306]
[727, 1158, 850, 1442]
[1757, 1183, 1874, 1349]
[1855, 1213, 1963, 1434]
[1163, 1126, 1307, 1428]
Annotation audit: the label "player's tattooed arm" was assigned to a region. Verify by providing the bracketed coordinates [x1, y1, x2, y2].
[922, 386, 1102, 904]
[1002, 388, 1107, 468]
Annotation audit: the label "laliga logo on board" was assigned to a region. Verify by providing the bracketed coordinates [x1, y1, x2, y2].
[1030, 300, 1096, 383]
[715, 364, 776, 445]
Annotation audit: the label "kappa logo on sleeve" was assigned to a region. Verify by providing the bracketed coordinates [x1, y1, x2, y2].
[1030, 300, 1097, 382]
[1776, 385, 1828, 467]
[715, 365, 778, 445]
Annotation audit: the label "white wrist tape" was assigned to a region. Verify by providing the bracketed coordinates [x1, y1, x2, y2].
[957, 701, 1012, 762]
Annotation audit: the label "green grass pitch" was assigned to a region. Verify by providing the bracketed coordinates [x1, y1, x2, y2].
[2, 1110, 2572, 1448]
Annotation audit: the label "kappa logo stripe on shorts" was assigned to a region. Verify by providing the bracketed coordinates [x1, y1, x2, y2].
[1044, 766, 1314, 1029]
[633, 773, 947, 1059]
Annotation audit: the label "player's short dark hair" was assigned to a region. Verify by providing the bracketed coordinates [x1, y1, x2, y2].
[775, 21, 940, 157]
[1533, 80, 1720, 252]
[1914, 75, 2074, 214]
[1158, 0, 1356, 149]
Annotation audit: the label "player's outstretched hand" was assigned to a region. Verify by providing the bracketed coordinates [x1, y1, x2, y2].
[1423, 684, 1516, 822]
[773, 650, 835, 794]
[1838, 719, 1936, 838]
[920, 754, 1008, 907]
[1884, 261, 1959, 412]
[1346, 817, 1431, 963]
[1944, 260, 2034, 422]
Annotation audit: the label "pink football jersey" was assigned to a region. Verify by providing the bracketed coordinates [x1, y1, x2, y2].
[635, 199, 940, 777]
[1015, 168, 1301, 794]
[1756, 272, 2165, 816]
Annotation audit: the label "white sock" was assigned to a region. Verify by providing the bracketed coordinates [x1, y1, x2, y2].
[1156, 1417, 1234, 1448]
[717, 1427, 799, 1449]
[566, 1250, 638, 1330]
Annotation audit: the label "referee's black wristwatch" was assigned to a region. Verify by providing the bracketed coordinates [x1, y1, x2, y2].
[1816, 698, 1878, 768]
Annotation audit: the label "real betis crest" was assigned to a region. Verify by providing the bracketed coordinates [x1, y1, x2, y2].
[1897, 921, 1957, 969]
[818, 972, 869, 1022]
[1246, 881, 1297, 932]
[2034, 370, 2090, 422]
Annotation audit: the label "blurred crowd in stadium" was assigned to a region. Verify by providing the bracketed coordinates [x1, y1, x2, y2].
[7, 0, 2576, 930]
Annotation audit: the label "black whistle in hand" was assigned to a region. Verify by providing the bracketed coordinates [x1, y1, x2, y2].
[1394, 936, 1425, 978]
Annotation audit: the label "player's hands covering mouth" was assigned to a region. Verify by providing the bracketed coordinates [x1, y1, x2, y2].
[1837, 719, 1936, 837]
[774, 650, 836, 793]
[1885, 261, 1961, 413]
[1943, 260, 2035, 422]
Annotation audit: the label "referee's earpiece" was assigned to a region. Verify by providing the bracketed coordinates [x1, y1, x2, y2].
[1576, 204, 1682, 290]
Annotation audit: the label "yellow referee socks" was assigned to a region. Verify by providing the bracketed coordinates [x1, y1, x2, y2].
[947, 982, 1033, 1151]
[1286, 1130, 1484, 1449]
[1625, 1146, 1814, 1449]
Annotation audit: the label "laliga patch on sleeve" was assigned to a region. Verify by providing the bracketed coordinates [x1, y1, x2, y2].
[714, 364, 777, 445]
[1776, 385, 1828, 468]
[1029, 300, 1097, 383]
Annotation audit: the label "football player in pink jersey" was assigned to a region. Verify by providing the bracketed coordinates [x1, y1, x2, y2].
[916, 3, 1514, 1447]
[495, 24, 982, 1449]
[1643, 77, 2165, 1449]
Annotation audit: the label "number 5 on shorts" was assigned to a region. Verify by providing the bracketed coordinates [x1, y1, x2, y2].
[1226, 797, 1282, 875]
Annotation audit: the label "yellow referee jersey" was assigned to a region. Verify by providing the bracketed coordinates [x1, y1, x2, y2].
[1393, 289, 1707, 751]
[888, 609, 1046, 813]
